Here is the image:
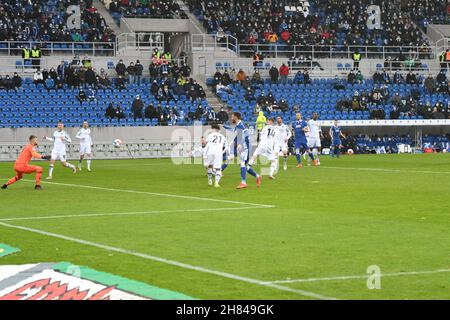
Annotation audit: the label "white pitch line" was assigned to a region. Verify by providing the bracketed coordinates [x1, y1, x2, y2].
[321, 166, 450, 175]
[0, 206, 262, 222]
[264, 269, 450, 284]
[23, 179, 275, 209]
[0, 221, 336, 300]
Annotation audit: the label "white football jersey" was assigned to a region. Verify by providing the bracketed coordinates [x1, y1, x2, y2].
[307, 119, 322, 138]
[274, 123, 292, 144]
[76, 128, 92, 145]
[48, 130, 71, 153]
[259, 125, 276, 148]
[206, 132, 227, 155]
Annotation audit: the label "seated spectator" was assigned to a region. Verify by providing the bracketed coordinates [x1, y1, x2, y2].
[33, 69, 44, 86]
[105, 103, 116, 121]
[131, 95, 144, 121]
[77, 89, 87, 105]
[12, 73, 22, 89]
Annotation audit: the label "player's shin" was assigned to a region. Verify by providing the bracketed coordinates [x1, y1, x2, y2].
[207, 168, 213, 185]
[215, 169, 222, 185]
[48, 164, 54, 177]
[36, 168, 42, 185]
[6, 175, 20, 186]
[87, 155, 92, 170]
[246, 165, 259, 178]
[240, 163, 247, 183]
[295, 149, 302, 164]
[270, 160, 277, 177]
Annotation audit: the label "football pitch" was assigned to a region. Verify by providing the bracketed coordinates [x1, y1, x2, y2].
[0, 154, 449, 300]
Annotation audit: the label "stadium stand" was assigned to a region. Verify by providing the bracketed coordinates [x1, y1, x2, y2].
[210, 67, 450, 123]
[185, 0, 430, 49]
[106, 0, 187, 25]
[0, 56, 211, 128]
[0, 0, 115, 44]
[402, 0, 450, 30]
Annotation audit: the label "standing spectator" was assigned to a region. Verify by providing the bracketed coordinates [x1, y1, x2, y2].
[85, 67, 96, 87]
[279, 64, 289, 84]
[269, 65, 279, 83]
[256, 111, 266, 143]
[31, 45, 42, 68]
[127, 62, 135, 84]
[115, 59, 126, 77]
[134, 60, 143, 85]
[21, 46, 30, 67]
[353, 50, 361, 70]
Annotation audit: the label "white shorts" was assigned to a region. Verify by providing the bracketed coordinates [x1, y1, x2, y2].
[80, 143, 92, 155]
[205, 152, 222, 169]
[308, 137, 321, 148]
[275, 142, 288, 154]
[253, 143, 276, 161]
[51, 150, 67, 162]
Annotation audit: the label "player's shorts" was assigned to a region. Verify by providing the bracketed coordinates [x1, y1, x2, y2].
[13, 164, 42, 175]
[253, 143, 276, 161]
[205, 152, 223, 169]
[331, 140, 341, 147]
[308, 136, 321, 148]
[79, 143, 92, 155]
[51, 150, 67, 161]
[238, 147, 249, 163]
[274, 142, 288, 154]
[295, 140, 309, 152]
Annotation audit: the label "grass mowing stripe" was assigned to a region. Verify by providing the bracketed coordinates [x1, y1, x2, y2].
[23, 179, 275, 209]
[264, 269, 450, 284]
[0, 206, 263, 222]
[0, 221, 337, 300]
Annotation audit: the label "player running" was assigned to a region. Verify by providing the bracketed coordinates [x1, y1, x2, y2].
[274, 116, 292, 171]
[248, 118, 277, 180]
[76, 121, 93, 172]
[44, 122, 77, 180]
[307, 112, 323, 166]
[293, 112, 317, 167]
[329, 120, 346, 158]
[204, 124, 228, 187]
[224, 112, 261, 189]
[1, 135, 51, 190]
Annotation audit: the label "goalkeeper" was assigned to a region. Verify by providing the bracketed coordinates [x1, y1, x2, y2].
[1, 135, 51, 190]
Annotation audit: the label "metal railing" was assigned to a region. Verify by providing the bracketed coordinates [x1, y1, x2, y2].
[191, 34, 238, 55]
[238, 44, 436, 60]
[190, 34, 442, 61]
[115, 32, 164, 53]
[0, 41, 116, 57]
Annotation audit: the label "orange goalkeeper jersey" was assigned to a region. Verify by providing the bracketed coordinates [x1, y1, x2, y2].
[15, 144, 42, 166]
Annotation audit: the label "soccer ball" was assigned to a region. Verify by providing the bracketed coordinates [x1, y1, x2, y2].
[113, 139, 123, 148]
[347, 149, 354, 156]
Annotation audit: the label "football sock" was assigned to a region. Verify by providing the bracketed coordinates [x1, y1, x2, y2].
[247, 165, 258, 178]
[49, 165, 54, 176]
[215, 169, 222, 185]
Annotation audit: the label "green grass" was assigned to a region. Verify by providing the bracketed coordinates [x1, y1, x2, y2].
[0, 154, 449, 300]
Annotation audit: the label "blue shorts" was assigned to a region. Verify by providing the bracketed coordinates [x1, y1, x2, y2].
[295, 140, 309, 151]
[332, 140, 341, 147]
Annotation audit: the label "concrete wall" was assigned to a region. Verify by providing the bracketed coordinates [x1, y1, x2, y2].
[120, 18, 191, 33]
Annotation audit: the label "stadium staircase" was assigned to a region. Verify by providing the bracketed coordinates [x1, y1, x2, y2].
[94, 0, 121, 35]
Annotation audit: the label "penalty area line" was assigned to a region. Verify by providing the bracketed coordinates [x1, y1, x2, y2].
[0, 221, 336, 300]
[22, 179, 275, 209]
[0, 206, 264, 222]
